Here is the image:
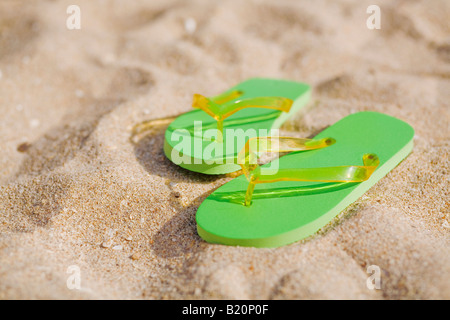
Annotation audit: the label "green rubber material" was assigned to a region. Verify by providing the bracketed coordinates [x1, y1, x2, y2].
[164, 78, 311, 174]
[196, 111, 414, 248]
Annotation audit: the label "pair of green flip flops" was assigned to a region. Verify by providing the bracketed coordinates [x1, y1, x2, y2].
[163, 78, 414, 248]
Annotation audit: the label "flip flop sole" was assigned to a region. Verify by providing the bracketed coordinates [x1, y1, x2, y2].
[196, 111, 414, 247]
[164, 78, 311, 174]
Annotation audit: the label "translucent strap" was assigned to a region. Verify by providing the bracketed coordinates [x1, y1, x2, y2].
[192, 92, 293, 142]
[236, 136, 380, 206]
[210, 89, 244, 105]
[130, 115, 178, 144]
[237, 136, 337, 179]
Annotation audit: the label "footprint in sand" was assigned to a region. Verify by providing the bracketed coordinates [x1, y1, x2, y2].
[0, 4, 40, 57]
[243, 3, 322, 41]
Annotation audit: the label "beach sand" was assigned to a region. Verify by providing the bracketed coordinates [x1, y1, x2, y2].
[0, 0, 448, 299]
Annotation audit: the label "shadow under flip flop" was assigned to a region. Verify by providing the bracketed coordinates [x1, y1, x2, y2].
[131, 116, 229, 183]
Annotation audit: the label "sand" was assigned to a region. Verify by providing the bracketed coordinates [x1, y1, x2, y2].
[0, 0, 449, 299]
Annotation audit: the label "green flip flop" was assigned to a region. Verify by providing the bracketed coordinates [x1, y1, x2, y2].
[196, 111, 414, 248]
[164, 78, 311, 174]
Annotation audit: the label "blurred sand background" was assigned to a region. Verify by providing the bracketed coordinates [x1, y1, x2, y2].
[0, 0, 449, 299]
